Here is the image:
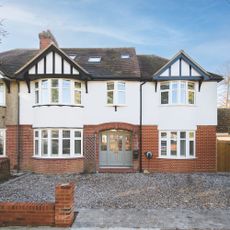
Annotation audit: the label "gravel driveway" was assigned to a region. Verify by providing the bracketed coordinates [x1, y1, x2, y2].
[0, 173, 229, 209]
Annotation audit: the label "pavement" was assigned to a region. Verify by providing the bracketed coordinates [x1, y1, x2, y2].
[1, 208, 230, 229]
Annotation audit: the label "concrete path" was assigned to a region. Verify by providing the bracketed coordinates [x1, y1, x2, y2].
[73, 208, 230, 229]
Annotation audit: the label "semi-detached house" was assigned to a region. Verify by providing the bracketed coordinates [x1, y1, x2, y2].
[0, 30, 223, 173]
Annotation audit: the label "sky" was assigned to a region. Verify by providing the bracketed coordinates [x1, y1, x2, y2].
[0, 0, 230, 73]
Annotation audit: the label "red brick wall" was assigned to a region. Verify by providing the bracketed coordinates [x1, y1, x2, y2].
[31, 158, 84, 174]
[84, 122, 140, 172]
[142, 125, 217, 172]
[0, 183, 75, 227]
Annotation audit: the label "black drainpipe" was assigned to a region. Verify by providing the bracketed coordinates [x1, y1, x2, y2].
[16, 81, 20, 173]
[139, 81, 147, 173]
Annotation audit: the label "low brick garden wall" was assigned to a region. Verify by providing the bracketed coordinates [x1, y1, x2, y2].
[0, 183, 75, 227]
[0, 158, 10, 181]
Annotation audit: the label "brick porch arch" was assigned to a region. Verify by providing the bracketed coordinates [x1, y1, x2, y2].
[83, 122, 140, 173]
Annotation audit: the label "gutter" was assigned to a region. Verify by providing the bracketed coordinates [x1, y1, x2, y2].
[139, 81, 147, 172]
[16, 81, 20, 173]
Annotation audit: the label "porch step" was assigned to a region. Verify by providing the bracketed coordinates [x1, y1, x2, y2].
[98, 167, 135, 173]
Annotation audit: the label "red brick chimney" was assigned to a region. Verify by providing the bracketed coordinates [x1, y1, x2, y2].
[39, 30, 58, 50]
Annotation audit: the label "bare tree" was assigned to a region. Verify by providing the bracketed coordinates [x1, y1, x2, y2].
[217, 64, 230, 108]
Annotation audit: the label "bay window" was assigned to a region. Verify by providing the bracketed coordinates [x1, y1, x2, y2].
[34, 129, 83, 158]
[34, 79, 82, 105]
[160, 81, 195, 105]
[159, 131, 195, 159]
[107, 81, 126, 105]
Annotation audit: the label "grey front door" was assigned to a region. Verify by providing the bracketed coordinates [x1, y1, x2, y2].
[99, 130, 132, 167]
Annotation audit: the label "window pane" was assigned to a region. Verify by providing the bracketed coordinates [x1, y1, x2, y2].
[189, 132, 194, 139]
[180, 132, 186, 139]
[51, 130, 59, 138]
[172, 90, 178, 104]
[118, 91, 125, 104]
[41, 130, 48, 138]
[41, 80, 48, 104]
[180, 140, 186, 156]
[118, 82, 125, 90]
[107, 91, 114, 104]
[189, 140, 194, 156]
[161, 140, 167, 156]
[160, 83, 169, 90]
[171, 132, 177, 139]
[161, 92, 168, 104]
[63, 130, 70, 138]
[75, 131, 81, 138]
[107, 82, 114, 90]
[35, 131, 39, 138]
[101, 134, 107, 151]
[180, 83, 186, 104]
[63, 88, 71, 104]
[0, 91, 4, 104]
[188, 82, 195, 90]
[118, 135, 123, 151]
[125, 135, 131, 151]
[41, 139, 48, 155]
[63, 140, 70, 154]
[51, 79, 58, 87]
[161, 132, 167, 138]
[74, 91, 81, 104]
[35, 91, 39, 104]
[35, 140, 39, 155]
[52, 140, 59, 155]
[188, 91, 194, 104]
[63, 80, 70, 88]
[170, 140, 177, 156]
[74, 140, 81, 154]
[51, 88, 59, 103]
[35, 82, 39, 89]
[75, 82, 81, 89]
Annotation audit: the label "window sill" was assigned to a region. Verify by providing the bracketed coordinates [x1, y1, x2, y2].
[0, 105, 6, 108]
[159, 104, 196, 107]
[32, 156, 84, 160]
[0, 155, 7, 158]
[106, 104, 127, 107]
[33, 104, 84, 108]
[158, 157, 196, 160]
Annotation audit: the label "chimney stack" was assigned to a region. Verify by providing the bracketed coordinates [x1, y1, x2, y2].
[39, 30, 58, 50]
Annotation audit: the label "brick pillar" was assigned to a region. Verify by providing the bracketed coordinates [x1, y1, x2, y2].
[55, 183, 75, 227]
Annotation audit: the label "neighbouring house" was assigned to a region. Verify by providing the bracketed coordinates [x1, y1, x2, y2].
[0, 30, 223, 174]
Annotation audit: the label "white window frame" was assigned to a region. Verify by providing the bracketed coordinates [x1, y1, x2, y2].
[0, 129, 6, 157]
[34, 79, 82, 106]
[160, 81, 196, 105]
[0, 82, 6, 106]
[33, 129, 83, 158]
[159, 130, 196, 159]
[106, 81, 126, 106]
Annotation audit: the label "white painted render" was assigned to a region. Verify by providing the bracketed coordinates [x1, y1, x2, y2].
[19, 80, 217, 129]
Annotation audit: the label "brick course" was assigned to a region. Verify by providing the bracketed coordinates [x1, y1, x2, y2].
[0, 183, 75, 227]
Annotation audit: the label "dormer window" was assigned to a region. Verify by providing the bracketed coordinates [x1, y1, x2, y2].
[107, 81, 126, 105]
[160, 81, 195, 105]
[121, 54, 130, 59]
[88, 56, 101, 63]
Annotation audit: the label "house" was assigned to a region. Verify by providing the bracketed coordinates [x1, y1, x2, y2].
[0, 30, 223, 173]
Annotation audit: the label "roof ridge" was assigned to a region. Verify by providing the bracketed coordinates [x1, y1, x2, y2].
[137, 54, 169, 60]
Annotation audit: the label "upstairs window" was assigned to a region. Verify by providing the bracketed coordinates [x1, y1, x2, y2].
[0, 83, 6, 106]
[160, 130, 195, 159]
[160, 81, 195, 105]
[34, 79, 82, 106]
[121, 54, 130, 59]
[107, 81, 126, 105]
